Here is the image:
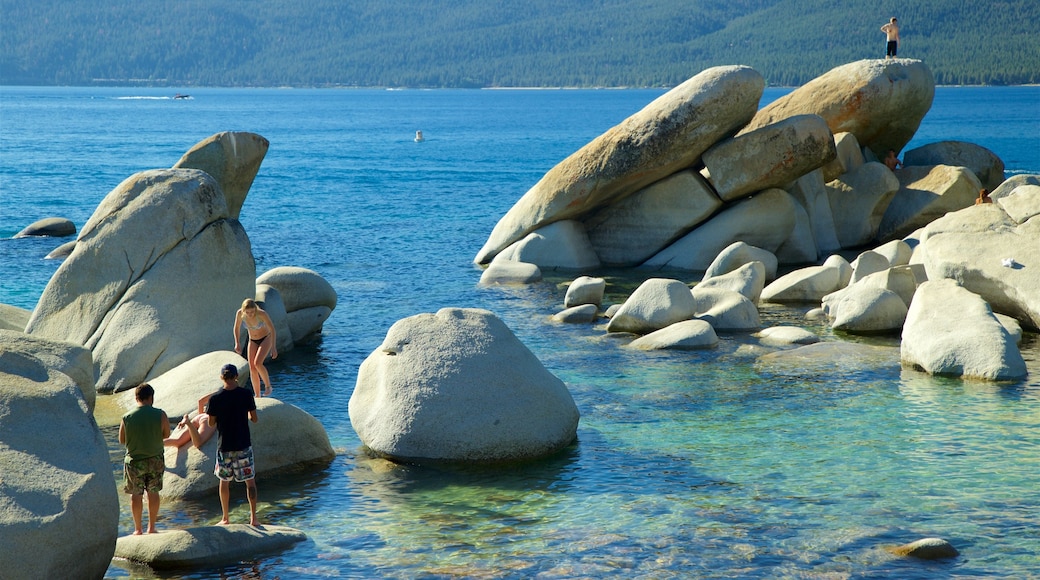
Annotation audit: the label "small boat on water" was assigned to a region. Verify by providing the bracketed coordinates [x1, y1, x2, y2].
[173, 93, 191, 100]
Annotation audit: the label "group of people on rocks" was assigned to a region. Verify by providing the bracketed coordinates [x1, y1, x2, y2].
[117, 299, 278, 535]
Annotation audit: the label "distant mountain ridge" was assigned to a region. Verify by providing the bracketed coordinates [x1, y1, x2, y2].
[2, 0, 1037, 87]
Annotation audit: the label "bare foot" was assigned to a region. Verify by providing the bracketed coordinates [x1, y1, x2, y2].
[146, 527, 157, 534]
[263, 386, 272, 397]
[218, 518, 230, 525]
[132, 530, 143, 536]
[250, 518, 260, 527]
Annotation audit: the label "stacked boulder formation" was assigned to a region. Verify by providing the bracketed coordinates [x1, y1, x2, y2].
[479, 59, 1035, 383]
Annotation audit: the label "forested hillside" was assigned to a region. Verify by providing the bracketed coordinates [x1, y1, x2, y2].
[2, 0, 1037, 87]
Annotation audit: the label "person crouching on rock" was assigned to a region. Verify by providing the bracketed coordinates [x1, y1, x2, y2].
[233, 298, 277, 397]
[119, 383, 171, 535]
[206, 363, 260, 526]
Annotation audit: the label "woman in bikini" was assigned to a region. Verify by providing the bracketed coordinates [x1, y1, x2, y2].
[233, 298, 277, 397]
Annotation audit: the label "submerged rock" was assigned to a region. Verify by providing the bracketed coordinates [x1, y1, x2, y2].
[14, 216, 76, 238]
[114, 525, 306, 569]
[888, 537, 959, 560]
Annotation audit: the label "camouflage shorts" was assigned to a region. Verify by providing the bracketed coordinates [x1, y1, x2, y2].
[123, 456, 165, 495]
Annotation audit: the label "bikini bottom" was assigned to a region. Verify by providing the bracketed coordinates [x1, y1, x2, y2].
[250, 334, 270, 346]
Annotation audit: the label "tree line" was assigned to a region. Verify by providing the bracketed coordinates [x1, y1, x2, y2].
[1, 0, 1036, 87]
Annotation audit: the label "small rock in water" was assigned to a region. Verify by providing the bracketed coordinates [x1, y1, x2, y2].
[888, 537, 959, 560]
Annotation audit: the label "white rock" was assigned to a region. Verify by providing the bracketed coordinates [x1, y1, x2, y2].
[849, 250, 891, 284]
[606, 279, 698, 334]
[872, 239, 914, 267]
[552, 304, 599, 324]
[349, 308, 579, 462]
[877, 164, 982, 241]
[584, 170, 721, 266]
[761, 264, 841, 303]
[786, 169, 842, 255]
[702, 241, 778, 281]
[820, 132, 865, 182]
[173, 131, 270, 219]
[114, 524, 305, 569]
[493, 220, 601, 270]
[564, 276, 607, 307]
[901, 279, 1026, 380]
[696, 261, 766, 303]
[256, 266, 338, 313]
[757, 326, 820, 346]
[826, 162, 900, 248]
[627, 320, 718, 350]
[855, 265, 919, 307]
[690, 287, 761, 330]
[822, 285, 908, 333]
[479, 261, 542, 285]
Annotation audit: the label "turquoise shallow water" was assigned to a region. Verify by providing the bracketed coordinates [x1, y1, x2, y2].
[1, 85, 1039, 578]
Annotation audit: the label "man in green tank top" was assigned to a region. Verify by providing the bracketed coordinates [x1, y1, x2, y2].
[118, 383, 171, 534]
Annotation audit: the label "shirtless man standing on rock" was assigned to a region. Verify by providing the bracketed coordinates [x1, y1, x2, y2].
[881, 17, 900, 59]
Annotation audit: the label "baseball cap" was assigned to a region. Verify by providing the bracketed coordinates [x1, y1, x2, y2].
[220, 363, 239, 378]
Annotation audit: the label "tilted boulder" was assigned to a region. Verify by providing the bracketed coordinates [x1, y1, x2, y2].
[606, 278, 698, 334]
[775, 200, 819, 265]
[703, 241, 778, 281]
[552, 304, 599, 324]
[756, 326, 820, 347]
[826, 162, 900, 248]
[872, 239, 914, 267]
[877, 165, 983, 241]
[475, 65, 765, 264]
[902, 140, 1005, 192]
[901, 279, 1026, 380]
[911, 194, 1040, 330]
[0, 339, 119, 580]
[254, 284, 296, 353]
[854, 266, 919, 307]
[583, 170, 721, 266]
[642, 189, 797, 271]
[744, 59, 935, 159]
[173, 131, 270, 219]
[349, 308, 579, 463]
[703, 114, 836, 202]
[493, 220, 601, 271]
[849, 250, 891, 284]
[162, 397, 334, 499]
[697, 260, 766, 303]
[25, 169, 255, 394]
[990, 174, 1040, 200]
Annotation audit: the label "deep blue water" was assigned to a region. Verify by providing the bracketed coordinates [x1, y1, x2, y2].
[1, 85, 1039, 579]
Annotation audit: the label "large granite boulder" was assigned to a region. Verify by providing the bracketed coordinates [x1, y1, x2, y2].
[989, 174, 1040, 200]
[14, 216, 76, 238]
[786, 169, 842, 255]
[826, 162, 900, 248]
[703, 114, 836, 202]
[0, 330, 96, 412]
[350, 308, 579, 463]
[255, 266, 337, 344]
[162, 397, 335, 498]
[25, 169, 256, 393]
[475, 65, 765, 263]
[114, 525, 306, 570]
[583, 170, 721, 266]
[627, 319, 718, 350]
[902, 140, 1005, 192]
[911, 192, 1040, 330]
[849, 250, 891, 284]
[872, 239, 914, 267]
[877, 165, 983, 241]
[775, 200, 819, 265]
[493, 220, 601, 270]
[642, 188, 797, 271]
[0, 339, 119, 580]
[0, 303, 31, 332]
[854, 265, 919, 307]
[744, 59, 935, 159]
[173, 131, 270, 219]
[254, 284, 296, 353]
[606, 278, 698, 334]
[901, 279, 1026, 380]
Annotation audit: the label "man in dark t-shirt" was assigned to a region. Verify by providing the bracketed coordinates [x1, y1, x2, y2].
[206, 363, 259, 526]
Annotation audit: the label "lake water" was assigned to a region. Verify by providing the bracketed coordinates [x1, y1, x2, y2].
[1, 84, 1039, 579]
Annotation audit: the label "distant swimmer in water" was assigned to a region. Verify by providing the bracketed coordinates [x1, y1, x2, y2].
[415, 130, 424, 142]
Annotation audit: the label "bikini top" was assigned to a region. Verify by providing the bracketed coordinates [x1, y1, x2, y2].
[243, 315, 266, 332]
